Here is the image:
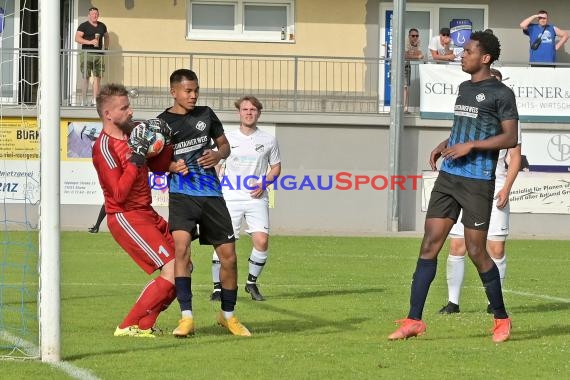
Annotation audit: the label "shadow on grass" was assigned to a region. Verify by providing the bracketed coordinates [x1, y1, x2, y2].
[63, 341, 199, 361]
[271, 286, 384, 300]
[461, 321, 570, 341]
[510, 324, 570, 341]
[64, 285, 382, 361]
[64, 310, 371, 362]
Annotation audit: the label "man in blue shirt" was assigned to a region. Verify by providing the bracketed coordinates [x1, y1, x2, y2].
[520, 10, 568, 64]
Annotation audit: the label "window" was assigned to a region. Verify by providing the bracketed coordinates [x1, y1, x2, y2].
[187, 0, 295, 42]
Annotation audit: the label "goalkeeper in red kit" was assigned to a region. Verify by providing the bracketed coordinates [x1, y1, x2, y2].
[92, 83, 175, 337]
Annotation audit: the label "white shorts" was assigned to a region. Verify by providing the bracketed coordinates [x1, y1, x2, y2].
[225, 198, 269, 239]
[449, 198, 509, 241]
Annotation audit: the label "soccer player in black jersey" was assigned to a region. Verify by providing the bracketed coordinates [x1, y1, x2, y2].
[388, 32, 518, 343]
[159, 69, 251, 337]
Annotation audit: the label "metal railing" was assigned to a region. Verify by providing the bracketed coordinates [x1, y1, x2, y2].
[4, 48, 567, 114]
[6, 48, 388, 113]
[66, 49, 387, 113]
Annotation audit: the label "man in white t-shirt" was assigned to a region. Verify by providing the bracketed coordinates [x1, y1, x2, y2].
[439, 69, 522, 314]
[210, 96, 281, 301]
[429, 27, 456, 62]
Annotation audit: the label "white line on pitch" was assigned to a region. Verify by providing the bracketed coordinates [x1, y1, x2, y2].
[502, 289, 570, 303]
[0, 331, 100, 380]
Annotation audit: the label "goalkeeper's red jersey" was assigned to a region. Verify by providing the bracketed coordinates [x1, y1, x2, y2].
[92, 130, 172, 214]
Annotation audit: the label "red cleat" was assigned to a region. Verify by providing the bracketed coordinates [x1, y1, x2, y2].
[388, 318, 426, 340]
[492, 317, 511, 343]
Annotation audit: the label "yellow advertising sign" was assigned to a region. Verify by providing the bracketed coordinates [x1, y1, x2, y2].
[0, 118, 39, 160]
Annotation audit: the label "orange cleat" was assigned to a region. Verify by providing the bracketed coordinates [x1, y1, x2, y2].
[388, 318, 426, 340]
[492, 317, 511, 343]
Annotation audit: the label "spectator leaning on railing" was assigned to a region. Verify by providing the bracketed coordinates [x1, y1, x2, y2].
[520, 10, 568, 66]
[404, 28, 424, 113]
[428, 27, 456, 62]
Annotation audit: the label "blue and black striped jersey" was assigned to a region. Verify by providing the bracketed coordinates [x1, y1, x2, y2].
[441, 77, 518, 180]
[158, 106, 225, 196]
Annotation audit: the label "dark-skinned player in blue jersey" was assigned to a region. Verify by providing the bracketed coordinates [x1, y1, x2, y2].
[388, 31, 518, 343]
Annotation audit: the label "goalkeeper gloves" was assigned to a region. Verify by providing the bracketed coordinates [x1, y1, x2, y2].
[145, 118, 172, 144]
[128, 122, 151, 167]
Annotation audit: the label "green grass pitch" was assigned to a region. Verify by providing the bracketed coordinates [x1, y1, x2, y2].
[1, 232, 569, 379]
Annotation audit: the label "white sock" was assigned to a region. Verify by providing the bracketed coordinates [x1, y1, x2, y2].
[447, 255, 466, 305]
[211, 251, 221, 287]
[182, 310, 193, 318]
[492, 254, 507, 287]
[223, 311, 234, 319]
[247, 248, 268, 283]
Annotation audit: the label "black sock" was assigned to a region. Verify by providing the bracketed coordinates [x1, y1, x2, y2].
[247, 274, 258, 283]
[213, 282, 221, 291]
[220, 288, 237, 312]
[479, 264, 508, 319]
[94, 204, 106, 228]
[175, 277, 192, 312]
[408, 258, 437, 320]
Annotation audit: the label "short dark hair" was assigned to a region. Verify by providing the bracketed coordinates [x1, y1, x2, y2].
[88, 7, 99, 12]
[469, 30, 501, 63]
[483, 28, 494, 35]
[235, 95, 263, 111]
[96, 83, 128, 117]
[170, 69, 199, 87]
[408, 28, 419, 35]
[537, 10, 548, 15]
[440, 27, 450, 36]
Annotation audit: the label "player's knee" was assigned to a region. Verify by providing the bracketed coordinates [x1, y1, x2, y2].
[253, 236, 269, 251]
[216, 244, 237, 265]
[220, 254, 237, 268]
[174, 245, 190, 260]
[419, 234, 444, 259]
[486, 241, 505, 258]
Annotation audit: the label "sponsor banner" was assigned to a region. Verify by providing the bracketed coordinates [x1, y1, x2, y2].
[521, 132, 570, 172]
[0, 118, 40, 204]
[422, 171, 570, 214]
[60, 161, 103, 204]
[2, 118, 276, 207]
[0, 161, 40, 204]
[61, 120, 171, 206]
[419, 65, 570, 122]
[0, 118, 39, 161]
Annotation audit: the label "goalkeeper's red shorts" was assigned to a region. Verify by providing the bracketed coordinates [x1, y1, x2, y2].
[107, 209, 174, 274]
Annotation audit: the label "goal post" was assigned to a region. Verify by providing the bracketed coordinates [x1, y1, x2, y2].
[38, 0, 61, 362]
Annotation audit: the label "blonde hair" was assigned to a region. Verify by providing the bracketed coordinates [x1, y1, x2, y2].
[235, 95, 263, 111]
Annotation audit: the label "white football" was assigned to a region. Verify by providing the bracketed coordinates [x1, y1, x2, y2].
[146, 131, 165, 158]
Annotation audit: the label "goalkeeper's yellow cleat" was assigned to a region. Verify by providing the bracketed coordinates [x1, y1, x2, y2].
[173, 317, 195, 337]
[216, 312, 252, 337]
[114, 325, 156, 338]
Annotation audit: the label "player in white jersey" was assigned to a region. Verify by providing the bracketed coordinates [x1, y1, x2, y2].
[211, 96, 281, 301]
[439, 68, 522, 314]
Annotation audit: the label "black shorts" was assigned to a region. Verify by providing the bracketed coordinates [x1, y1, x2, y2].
[426, 171, 495, 231]
[169, 193, 236, 245]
